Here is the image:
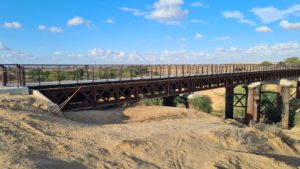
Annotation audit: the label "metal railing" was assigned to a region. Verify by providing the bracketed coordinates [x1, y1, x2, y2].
[1, 63, 300, 87]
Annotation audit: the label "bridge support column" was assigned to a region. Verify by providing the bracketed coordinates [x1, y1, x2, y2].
[296, 80, 300, 100]
[245, 83, 261, 125]
[225, 86, 234, 119]
[281, 82, 292, 129]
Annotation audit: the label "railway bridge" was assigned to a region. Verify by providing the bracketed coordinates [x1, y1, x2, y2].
[1, 63, 300, 128]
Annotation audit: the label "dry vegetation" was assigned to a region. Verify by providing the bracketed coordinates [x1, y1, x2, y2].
[0, 94, 300, 169]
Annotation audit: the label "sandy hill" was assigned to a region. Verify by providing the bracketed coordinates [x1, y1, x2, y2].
[0, 94, 300, 169]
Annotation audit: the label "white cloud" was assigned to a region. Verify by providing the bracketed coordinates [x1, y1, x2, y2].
[255, 26, 273, 32]
[89, 48, 126, 59]
[0, 42, 10, 51]
[229, 47, 239, 52]
[215, 47, 225, 52]
[144, 42, 300, 63]
[49, 26, 63, 33]
[195, 33, 203, 40]
[67, 53, 83, 59]
[0, 44, 34, 62]
[190, 2, 207, 8]
[38, 25, 63, 33]
[38, 25, 47, 30]
[4, 42, 298, 64]
[215, 42, 300, 58]
[191, 19, 207, 24]
[106, 19, 115, 24]
[280, 20, 300, 30]
[147, 0, 188, 24]
[213, 36, 231, 40]
[2, 21, 22, 29]
[67, 16, 85, 26]
[54, 51, 63, 56]
[176, 37, 187, 42]
[251, 4, 300, 23]
[222, 11, 255, 26]
[222, 11, 244, 19]
[120, 7, 145, 16]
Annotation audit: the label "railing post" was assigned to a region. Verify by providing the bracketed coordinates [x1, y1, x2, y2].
[140, 65, 143, 79]
[92, 65, 95, 82]
[39, 66, 42, 86]
[58, 65, 61, 85]
[151, 65, 153, 79]
[0, 65, 8, 86]
[76, 66, 79, 84]
[159, 66, 162, 78]
[207, 65, 209, 75]
[130, 67, 133, 80]
[16, 64, 26, 86]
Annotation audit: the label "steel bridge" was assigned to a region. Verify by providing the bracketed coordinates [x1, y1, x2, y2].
[1, 63, 300, 112]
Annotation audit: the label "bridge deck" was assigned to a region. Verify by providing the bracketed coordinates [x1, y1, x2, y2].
[2, 63, 300, 110]
[1, 63, 299, 89]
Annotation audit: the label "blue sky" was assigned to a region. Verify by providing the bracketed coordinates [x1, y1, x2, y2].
[1, 0, 300, 64]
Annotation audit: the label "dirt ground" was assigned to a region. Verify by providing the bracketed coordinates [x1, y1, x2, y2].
[0, 94, 300, 169]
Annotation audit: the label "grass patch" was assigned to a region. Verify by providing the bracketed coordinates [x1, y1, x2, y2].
[138, 97, 163, 106]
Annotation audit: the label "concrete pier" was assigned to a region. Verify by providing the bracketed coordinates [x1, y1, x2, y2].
[280, 80, 293, 129]
[245, 82, 261, 124]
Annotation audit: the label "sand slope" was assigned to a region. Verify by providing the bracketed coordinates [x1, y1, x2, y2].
[0, 94, 300, 169]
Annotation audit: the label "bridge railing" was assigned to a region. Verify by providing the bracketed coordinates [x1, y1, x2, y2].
[1, 63, 300, 87]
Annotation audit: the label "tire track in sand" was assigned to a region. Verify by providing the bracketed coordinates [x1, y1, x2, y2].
[173, 138, 184, 169]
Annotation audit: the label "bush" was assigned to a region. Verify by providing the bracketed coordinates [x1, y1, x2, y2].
[261, 61, 272, 66]
[173, 96, 186, 106]
[254, 124, 296, 146]
[139, 96, 163, 106]
[213, 126, 270, 153]
[190, 96, 212, 113]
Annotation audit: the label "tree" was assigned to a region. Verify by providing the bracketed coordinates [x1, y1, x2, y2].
[261, 61, 272, 65]
[284, 57, 300, 64]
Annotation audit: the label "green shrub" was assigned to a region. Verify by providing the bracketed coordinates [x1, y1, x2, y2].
[190, 96, 212, 113]
[173, 96, 186, 106]
[139, 96, 163, 106]
[261, 61, 272, 66]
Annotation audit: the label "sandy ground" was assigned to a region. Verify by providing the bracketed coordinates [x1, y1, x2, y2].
[0, 94, 300, 169]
